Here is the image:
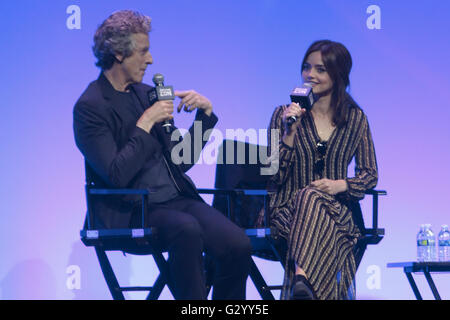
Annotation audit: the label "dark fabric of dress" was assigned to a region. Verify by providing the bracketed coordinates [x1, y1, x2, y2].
[267, 104, 378, 300]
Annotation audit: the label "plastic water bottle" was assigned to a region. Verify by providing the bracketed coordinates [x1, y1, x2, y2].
[417, 224, 436, 262]
[424, 224, 437, 261]
[438, 225, 450, 262]
[417, 224, 427, 262]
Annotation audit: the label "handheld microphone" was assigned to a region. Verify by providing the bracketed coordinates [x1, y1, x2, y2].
[287, 82, 315, 126]
[148, 73, 175, 134]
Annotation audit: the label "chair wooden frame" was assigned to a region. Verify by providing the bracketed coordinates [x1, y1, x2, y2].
[80, 184, 175, 300]
[198, 187, 386, 300]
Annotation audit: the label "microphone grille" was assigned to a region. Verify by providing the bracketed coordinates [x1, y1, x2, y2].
[152, 73, 164, 85]
[303, 82, 313, 88]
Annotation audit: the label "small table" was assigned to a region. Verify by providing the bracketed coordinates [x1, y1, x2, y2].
[387, 261, 450, 300]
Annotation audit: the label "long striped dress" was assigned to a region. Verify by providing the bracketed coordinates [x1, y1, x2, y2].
[267, 104, 378, 300]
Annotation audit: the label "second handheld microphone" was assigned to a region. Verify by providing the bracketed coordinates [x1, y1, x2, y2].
[287, 82, 315, 126]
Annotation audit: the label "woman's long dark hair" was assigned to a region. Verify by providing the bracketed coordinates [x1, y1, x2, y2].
[301, 40, 359, 128]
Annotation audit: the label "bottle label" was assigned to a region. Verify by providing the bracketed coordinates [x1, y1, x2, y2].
[439, 240, 450, 246]
[418, 240, 428, 246]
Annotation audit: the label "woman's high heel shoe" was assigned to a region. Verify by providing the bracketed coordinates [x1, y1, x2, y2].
[290, 274, 318, 300]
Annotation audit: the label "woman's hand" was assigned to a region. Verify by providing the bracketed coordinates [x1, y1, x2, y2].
[281, 102, 307, 147]
[310, 179, 348, 195]
[282, 102, 306, 133]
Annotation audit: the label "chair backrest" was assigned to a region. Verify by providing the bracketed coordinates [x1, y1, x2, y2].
[83, 160, 98, 229]
[212, 140, 272, 228]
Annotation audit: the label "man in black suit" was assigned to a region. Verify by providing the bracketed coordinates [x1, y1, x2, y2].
[73, 10, 251, 300]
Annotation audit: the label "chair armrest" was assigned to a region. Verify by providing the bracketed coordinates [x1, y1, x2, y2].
[85, 187, 151, 230]
[363, 189, 387, 236]
[200, 188, 384, 196]
[89, 188, 149, 195]
[197, 188, 236, 195]
[365, 189, 387, 196]
[197, 188, 269, 196]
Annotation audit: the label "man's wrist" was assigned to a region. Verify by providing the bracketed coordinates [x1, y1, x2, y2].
[136, 119, 154, 134]
[202, 105, 213, 117]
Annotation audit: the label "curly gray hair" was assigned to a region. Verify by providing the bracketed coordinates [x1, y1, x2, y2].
[93, 10, 152, 70]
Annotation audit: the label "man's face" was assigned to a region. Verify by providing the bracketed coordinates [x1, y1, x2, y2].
[119, 33, 153, 84]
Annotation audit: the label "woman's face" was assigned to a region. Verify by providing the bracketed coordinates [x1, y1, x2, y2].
[302, 51, 333, 96]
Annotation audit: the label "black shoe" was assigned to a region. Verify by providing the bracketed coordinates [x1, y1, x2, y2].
[290, 275, 317, 300]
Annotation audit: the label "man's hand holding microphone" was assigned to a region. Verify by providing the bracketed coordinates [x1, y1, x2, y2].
[137, 73, 213, 134]
[136, 99, 174, 134]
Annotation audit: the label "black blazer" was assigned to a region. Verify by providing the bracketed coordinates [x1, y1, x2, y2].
[73, 73, 218, 228]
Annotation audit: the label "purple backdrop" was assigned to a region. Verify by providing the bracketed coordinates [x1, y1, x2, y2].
[1, 0, 449, 299]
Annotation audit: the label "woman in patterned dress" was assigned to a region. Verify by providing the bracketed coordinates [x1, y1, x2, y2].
[267, 40, 378, 300]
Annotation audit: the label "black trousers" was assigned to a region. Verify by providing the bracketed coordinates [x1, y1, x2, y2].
[132, 195, 252, 300]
